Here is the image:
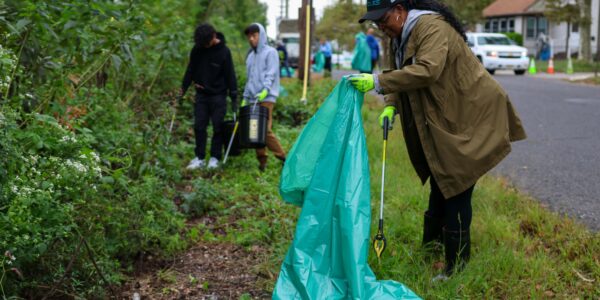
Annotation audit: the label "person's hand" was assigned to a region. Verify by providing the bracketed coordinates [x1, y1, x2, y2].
[348, 74, 375, 93]
[255, 89, 268, 102]
[379, 106, 396, 129]
[241, 99, 248, 107]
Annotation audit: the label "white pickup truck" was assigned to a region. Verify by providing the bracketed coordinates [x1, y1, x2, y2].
[467, 33, 529, 75]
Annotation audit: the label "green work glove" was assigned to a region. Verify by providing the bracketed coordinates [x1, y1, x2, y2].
[379, 106, 396, 129]
[241, 99, 248, 107]
[348, 73, 375, 93]
[255, 89, 268, 102]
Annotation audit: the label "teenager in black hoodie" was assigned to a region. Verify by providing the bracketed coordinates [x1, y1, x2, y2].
[181, 23, 238, 170]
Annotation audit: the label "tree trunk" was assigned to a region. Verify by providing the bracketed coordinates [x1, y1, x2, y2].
[567, 22, 571, 56]
[597, 0, 600, 62]
[578, 0, 593, 61]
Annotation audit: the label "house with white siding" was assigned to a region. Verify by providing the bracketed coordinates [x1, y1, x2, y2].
[476, 0, 599, 58]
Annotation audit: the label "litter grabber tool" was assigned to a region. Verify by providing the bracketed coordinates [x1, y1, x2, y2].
[166, 95, 181, 146]
[223, 112, 239, 165]
[373, 116, 391, 261]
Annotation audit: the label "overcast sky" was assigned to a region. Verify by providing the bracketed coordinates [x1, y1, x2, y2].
[260, 0, 345, 39]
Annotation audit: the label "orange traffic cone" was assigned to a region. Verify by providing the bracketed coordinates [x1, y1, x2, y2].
[547, 58, 555, 74]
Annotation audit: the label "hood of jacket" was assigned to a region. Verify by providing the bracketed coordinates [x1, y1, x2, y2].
[395, 9, 438, 67]
[244, 23, 280, 103]
[253, 23, 268, 53]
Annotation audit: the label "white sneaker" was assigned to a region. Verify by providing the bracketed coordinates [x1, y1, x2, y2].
[432, 273, 449, 282]
[207, 157, 219, 169]
[186, 157, 205, 170]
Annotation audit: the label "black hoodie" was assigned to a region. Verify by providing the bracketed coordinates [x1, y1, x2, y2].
[181, 32, 237, 103]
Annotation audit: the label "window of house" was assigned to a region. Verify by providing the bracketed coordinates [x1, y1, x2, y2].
[509, 19, 515, 32]
[572, 23, 579, 33]
[526, 17, 536, 38]
[484, 20, 491, 33]
[537, 17, 548, 35]
[492, 19, 499, 32]
[500, 19, 507, 32]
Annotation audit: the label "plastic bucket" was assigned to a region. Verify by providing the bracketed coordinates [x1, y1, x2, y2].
[222, 120, 242, 156]
[239, 104, 268, 149]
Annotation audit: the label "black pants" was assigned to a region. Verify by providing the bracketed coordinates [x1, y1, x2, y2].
[371, 58, 378, 73]
[324, 56, 332, 72]
[194, 94, 226, 160]
[428, 177, 475, 232]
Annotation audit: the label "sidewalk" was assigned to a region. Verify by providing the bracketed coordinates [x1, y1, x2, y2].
[495, 70, 598, 81]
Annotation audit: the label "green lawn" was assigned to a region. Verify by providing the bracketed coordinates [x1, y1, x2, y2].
[535, 59, 600, 73]
[193, 79, 600, 299]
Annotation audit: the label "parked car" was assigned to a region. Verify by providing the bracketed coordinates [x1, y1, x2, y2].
[280, 33, 300, 68]
[467, 33, 529, 75]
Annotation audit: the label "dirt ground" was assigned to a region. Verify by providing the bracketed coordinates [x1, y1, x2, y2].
[119, 241, 271, 300]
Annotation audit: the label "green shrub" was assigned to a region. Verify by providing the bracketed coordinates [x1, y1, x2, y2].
[504, 32, 524, 46]
[181, 179, 222, 218]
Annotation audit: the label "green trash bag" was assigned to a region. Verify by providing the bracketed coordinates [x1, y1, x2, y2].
[281, 66, 295, 78]
[352, 32, 372, 73]
[272, 78, 421, 300]
[312, 51, 325, 73]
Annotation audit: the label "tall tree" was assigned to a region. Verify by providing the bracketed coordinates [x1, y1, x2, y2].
[577, 0, 593, 61]
[441, 0, 496, 29]
[316, 1, 367, 51]
[545, 0, 580, 55]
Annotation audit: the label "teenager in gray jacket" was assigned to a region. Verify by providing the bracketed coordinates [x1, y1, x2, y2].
[242, 23, 286, 171]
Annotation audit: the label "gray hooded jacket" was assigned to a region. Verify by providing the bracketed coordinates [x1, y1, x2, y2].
[244, 23, 280, 103]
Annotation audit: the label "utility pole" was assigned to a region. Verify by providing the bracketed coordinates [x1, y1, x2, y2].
[285, 0, 289, 19]
[596, 0, 600, 77]
[298, 0, 314, 84]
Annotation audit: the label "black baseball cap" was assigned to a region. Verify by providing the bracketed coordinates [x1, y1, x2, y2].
[359, 0, 399, 23]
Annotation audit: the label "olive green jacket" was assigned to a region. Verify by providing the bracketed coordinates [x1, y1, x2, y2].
[378, 15, 527, 198]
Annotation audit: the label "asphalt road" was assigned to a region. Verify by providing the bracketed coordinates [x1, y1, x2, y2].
[332, 69, 600, 231]
[492, 72, 600, 231]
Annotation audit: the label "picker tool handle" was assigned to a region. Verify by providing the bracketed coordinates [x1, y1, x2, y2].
[223, 112, 239, 165]
[374, 116, 390, 260]
[383, 117, 390, 140]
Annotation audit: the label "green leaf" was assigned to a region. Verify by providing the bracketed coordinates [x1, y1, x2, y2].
[63, 20, 77, 31]
[16, 18, 31, 31]
[101, 176, 114, 184]
[111, 54, 122, 71]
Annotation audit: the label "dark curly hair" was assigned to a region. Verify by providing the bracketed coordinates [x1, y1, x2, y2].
[194, 23, 216, 47]
[401, 0, 467, 42]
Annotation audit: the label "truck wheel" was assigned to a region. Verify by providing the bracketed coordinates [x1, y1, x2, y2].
[486, 69, 495, 75]
[514, 70, 526, 75]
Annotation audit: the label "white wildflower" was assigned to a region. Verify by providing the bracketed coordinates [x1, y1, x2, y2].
[60, 135, 77, 143]
[93, 166, 102, 176]
[10, 185, 18, 194]
[90, 152, 100, 162]
[65, 159, 88, 173]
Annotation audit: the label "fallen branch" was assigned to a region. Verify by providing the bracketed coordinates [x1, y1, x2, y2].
[572, 268, 595, 283]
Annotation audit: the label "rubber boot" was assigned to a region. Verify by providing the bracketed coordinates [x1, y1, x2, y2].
[422, 211, 443, 248]
[443, 228, 470, 276]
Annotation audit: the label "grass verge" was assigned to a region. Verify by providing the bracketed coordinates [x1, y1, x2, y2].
[535, 59, 600, 73]
[188, 78, 600, 299]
